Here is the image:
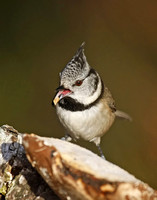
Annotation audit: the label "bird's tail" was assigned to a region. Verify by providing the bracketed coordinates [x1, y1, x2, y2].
[115, 110, 132, 121]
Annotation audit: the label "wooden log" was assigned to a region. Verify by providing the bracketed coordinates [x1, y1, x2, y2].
[22, 134, 157, 200]
[0, 124, 157, 200]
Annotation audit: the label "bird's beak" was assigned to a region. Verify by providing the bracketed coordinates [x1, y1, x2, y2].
[53, 86, 71, 106]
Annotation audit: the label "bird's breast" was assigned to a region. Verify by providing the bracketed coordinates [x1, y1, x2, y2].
[56, 101, 115, 142]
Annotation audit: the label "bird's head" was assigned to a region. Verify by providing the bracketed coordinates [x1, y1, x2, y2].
[53, 43, 102, 107]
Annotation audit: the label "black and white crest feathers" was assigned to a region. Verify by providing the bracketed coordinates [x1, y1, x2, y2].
[61, 42, 90, 81]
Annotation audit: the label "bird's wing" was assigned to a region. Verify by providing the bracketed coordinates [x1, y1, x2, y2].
[103, 86, 132, 121]
[103, 86, 116, 112]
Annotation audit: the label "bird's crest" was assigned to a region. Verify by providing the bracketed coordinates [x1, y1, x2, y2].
[74, 42, 85, 60]
[61, 42, 90, 80]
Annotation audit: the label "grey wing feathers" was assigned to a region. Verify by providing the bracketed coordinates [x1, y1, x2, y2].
[103, 86, 116, 112]
[103, 84, 132, 121]
[115, 110, 132, 121]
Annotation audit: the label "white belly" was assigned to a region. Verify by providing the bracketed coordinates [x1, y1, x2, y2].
[56, 102, 115, 145]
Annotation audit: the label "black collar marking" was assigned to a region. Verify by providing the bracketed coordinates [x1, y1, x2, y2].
[58, 80, 104, 112]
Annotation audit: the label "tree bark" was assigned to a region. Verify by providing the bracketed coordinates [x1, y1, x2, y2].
[0, 125, 157, 200]
[0, 125, 59, 200]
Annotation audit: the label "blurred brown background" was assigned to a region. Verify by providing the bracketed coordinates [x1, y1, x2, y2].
[0, 0, 157, 188]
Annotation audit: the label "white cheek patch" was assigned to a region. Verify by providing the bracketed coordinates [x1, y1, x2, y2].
[70, 75, 102, 106]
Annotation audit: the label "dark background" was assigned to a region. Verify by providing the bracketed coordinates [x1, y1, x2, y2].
[0, 1, 157, 188]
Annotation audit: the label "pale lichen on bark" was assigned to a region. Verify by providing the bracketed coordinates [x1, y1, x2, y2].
[0, 125, 59, 200]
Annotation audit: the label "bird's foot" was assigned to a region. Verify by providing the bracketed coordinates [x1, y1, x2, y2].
[61, 134, 72, 142]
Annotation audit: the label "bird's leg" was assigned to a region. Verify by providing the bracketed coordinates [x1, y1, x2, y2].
[61, 133, 72, 142]
[96, 144, 106, 160]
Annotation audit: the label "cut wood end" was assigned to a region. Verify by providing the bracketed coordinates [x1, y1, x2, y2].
[22, 133, 157, 200]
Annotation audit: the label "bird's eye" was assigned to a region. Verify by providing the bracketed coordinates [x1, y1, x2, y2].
[75, 80, 83, 86]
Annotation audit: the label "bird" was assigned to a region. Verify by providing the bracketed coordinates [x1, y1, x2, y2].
[53, 42, 131, 159]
